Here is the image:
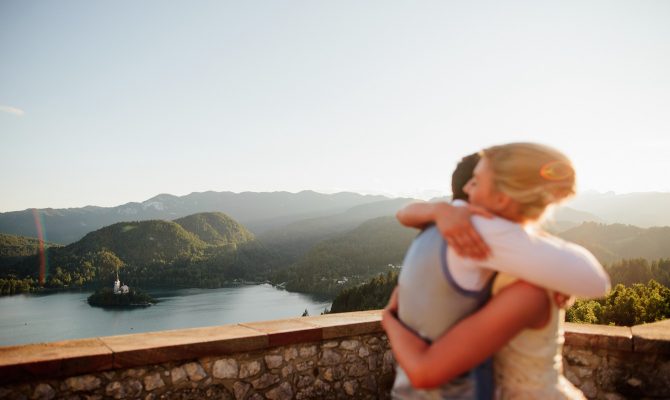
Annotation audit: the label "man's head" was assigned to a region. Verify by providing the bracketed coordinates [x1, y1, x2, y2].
[451, 153, 480, 201]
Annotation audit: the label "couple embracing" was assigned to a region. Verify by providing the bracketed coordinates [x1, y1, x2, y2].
[382, 142, 611, 399]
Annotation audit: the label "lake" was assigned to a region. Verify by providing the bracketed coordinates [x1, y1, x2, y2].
[0, 284, 332, 346]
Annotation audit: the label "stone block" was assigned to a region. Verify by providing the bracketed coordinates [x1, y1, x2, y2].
[143, 373, 165, 391]
[31, 383, 55, 400]
[564, 323, 632, 351]
[251, 373, 279, 390]
[0, 338, 113, 384]
[241, 319, 321, 347]
[65, 375, 101, 392]
[305, 311, 382, 340]
[184, 362, 207, 382]
[318, 349, 342, 366]
[368, 354, 379, 371]
[343, 380, 358, 396]
[362, 375, 377, 392]
[347, 362, 368, 377]
[564, 348, 595, 367]
[339, 340, 360, 351]
[239, 360, 261, 379]
[280, 364, 294, 378]
[170, 366, 187, 384]
[284, 347, 298, 361]
[297, 374, 315, 388]
[295, 361, 313, 372]
[105, 380, 142, 400]
[632, 320, 670, 355]
[265, 381, 293, 400]
[264, 354, 283, 369]
[232, 381, 250, 400]
[298, 345, 317, 358]
[213, 359, 238, 379]
[101, 325, 267, 369]
[122, 368, 146, 379]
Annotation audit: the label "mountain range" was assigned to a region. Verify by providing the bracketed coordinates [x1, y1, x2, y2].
[3, 189, 668, 247]
[565, 191, 670, 228]
[558, 222, 670, 264]
[0, 191, 388, 245]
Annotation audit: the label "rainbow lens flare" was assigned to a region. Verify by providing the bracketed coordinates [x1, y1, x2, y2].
[31, 209, 48, 286]
[540, 161, 573, 181]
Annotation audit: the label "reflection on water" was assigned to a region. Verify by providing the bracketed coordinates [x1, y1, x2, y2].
[0, 284, 331, 346]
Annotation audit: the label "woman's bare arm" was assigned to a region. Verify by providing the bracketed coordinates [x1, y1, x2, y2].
[382, 282, 550, 388]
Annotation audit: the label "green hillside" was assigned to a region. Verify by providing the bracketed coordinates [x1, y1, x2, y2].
[558, 222, 670, 263]
[258, 198, 414, 265]
[63, 220, 207, 266]
[329, 271, 398, 313]
[0, 212, 280, 295]
[272, 216, 416, 296]
[326, 222, 670, 327]
[0, 233, 60, 265]
[175, 212, 254, 247]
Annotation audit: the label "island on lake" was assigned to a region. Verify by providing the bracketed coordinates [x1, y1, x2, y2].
[87, 276, 156, 308]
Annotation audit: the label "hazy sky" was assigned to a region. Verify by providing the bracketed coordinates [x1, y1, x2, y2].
[1, 1, 669, 212]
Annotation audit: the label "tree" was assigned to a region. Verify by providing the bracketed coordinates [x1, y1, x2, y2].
[567, 280, 670, 326]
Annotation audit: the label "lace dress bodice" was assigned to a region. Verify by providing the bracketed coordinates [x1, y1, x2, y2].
[492, 274, 586, 400]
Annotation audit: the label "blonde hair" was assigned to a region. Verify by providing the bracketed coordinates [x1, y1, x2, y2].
[481, 142, 576, 221]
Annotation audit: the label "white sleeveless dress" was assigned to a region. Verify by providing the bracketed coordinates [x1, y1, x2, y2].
[492, 274, 586, 400]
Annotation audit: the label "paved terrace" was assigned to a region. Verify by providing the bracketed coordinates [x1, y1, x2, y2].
[0, 311, 669, 400]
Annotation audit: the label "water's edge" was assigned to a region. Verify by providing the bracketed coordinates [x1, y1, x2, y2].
[0, 284, 332, 346]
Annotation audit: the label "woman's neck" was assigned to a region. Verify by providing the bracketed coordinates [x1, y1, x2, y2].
[494, 203, 526, 224]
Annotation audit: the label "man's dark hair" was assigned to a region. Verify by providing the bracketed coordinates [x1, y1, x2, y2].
[451, 152, 480, 201]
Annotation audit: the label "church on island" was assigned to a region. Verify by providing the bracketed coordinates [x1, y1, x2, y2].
[87, 272, 155, 307]
[113, 272, 129, 295]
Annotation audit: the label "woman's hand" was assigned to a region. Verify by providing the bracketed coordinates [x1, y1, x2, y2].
[433, 202, 492, 260]
[553, 292, 575, 309]
[386, 286, 399, 314]
[382, 287, 400, 330]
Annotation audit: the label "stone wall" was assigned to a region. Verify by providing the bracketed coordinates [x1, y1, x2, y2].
[0, 311, 393, 400]
[1, 333, 394, 400]
[563, 320, 670, 400]
[1, 312, 668, 400]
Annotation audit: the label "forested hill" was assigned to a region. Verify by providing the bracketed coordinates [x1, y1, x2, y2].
[1, 212, 280, 295]
[258, 198, 415, 264]
[557, 222, 670, 263]
[0, 233, 59, 258]
[271, 216, 417, 296]
[0, 233, 61, 271]
[63, 220, 207, 266]
[174, 212, 254, 246]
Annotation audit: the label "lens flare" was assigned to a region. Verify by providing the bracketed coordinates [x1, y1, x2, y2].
[31, 209, 48, 286]
[540, 161, 573, 181]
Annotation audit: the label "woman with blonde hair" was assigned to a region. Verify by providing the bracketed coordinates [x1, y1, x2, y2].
[383, 142, 607, 399]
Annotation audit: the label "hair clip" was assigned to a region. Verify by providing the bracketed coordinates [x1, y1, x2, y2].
[540, 161, 573, 181]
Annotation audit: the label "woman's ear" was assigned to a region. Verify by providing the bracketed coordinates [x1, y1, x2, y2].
[494, 191, 522, 221]
[493, 190, 512, 211]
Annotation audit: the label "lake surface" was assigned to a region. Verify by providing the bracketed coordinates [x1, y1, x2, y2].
[0, 284, 332, 346]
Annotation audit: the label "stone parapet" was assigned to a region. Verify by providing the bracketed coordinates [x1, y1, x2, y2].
[0, 312, 668, 399]
[563, 319, 670, 400]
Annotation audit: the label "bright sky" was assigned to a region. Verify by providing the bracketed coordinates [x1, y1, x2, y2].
[1, 1, 669, 212]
